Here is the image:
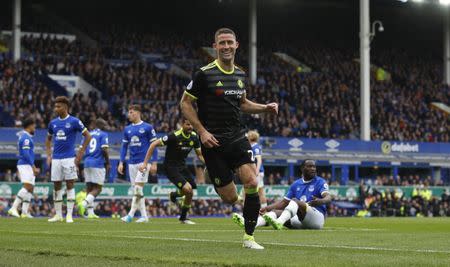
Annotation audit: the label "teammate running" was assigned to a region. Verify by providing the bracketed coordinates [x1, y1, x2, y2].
[139, 118, 205, 224]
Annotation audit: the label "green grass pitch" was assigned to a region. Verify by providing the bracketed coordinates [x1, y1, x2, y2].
[0, 217, 449, 266]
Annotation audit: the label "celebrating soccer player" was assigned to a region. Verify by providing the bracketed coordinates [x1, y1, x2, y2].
[46, 96, 91, 223]
[180, 27, 278, 249]
[8, 118, 39, 218]
[78, 118, 110, 219]
[139, 118, 205, 224]
[118, 104, 158, 223]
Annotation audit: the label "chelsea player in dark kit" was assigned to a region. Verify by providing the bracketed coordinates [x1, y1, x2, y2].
[139, 118, 205, 224]
[180, 27, 278, 249]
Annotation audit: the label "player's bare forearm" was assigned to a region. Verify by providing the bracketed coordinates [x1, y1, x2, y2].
[78, 131, 91, 158]
[195, 149, 205, 164]
[45, 135, 52, 157]
[320, 193, 332, 205]
[180, 93, 207, 134]
[143, 140, 161, 165]
[255, 156, 262, 173]
[240, 98, 267, 114]
[102, 148, 110, 166]
[265, 198, 289, 212]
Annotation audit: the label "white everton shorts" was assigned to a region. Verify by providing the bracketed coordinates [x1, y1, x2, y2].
[257, 172, 265, 188]
[128, 163, 149, 184]
[84, 168, 106, 185]
[51, 157, 78, 182]
[290, 205, 325, 229]
[17, 165, 36, 185]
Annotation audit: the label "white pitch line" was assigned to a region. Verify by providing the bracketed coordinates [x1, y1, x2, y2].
[2, 230, 449, 254]
[110, 234, 450, 254]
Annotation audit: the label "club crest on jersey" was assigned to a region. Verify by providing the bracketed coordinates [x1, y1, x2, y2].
[65, 123, 71, 128]
[309, 185, 315, 192]
[24, 139, 30, 145]
[139, 128, 145, 134]
[237, 79, 244, 88]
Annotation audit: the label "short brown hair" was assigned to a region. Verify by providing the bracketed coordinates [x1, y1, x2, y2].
[128, 104, 141, 112]
[55, 96, 70, 108]
[215, 27, 236, 42]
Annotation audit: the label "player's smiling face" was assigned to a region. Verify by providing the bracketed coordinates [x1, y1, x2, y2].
[214, 33, 239, 62]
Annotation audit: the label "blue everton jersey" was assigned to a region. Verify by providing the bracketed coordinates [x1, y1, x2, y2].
[285, 176, 329, 215]
[17, 131, 35, 166]
[121, 121, 157, 164]
[251, 143, 264, 173]
[83, 129, 109, 168]
[48, 115, 87, 159]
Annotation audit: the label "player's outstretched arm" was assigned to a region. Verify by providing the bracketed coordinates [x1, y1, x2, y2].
[45, 134, 52, 167]
[139, 140, 163, 173]
[76, 131, 91, 166]
[260, 198, 290, 214]
[180, 93, 219, 148]
[240, 93, 278, 115]
[308, 193, 332, 207]
[195, 148, 205, 164]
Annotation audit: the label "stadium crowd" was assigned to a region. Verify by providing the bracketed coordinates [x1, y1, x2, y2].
[1, 34, 449, 142]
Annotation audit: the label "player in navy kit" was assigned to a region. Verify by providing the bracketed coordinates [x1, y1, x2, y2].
[180, 28, 278, 249]
[261, 159, 332, 230]
[118, 104, 158, 223]
[46, 96, 91, 223]
[8, 118, 39, 218]
[78, 118, 110, 219]
[139, 118, 205, 224]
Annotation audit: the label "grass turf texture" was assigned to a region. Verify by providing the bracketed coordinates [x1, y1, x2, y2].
[0, 217, 449, 266]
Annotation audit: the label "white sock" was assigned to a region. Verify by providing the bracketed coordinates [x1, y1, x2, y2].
[128, 196, 138, 217]
[21, 191, 32, 215]
[128, 185, 143, 217]
[83, 194, 95, 208]
[134, 185, 147, 218]
[88, 207, 95, 215]
[277, 200, 299, 225]
[66, 188, 75, 217]
[54, 189, 63, 217]
[12, 188, 27, 210]
[139, 197, 147, 218]
[256, 216, 267, 227]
